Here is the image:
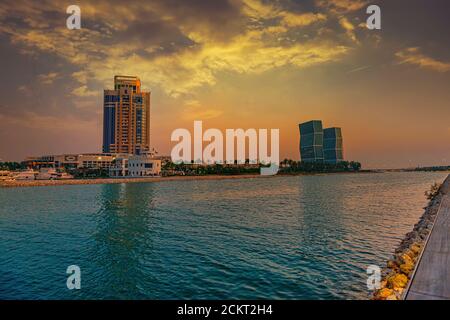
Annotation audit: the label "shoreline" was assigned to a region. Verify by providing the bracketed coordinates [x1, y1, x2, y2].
[0, 170, 436, 189]
[0, 174, 271, 188]
[0, 171, 371, 188]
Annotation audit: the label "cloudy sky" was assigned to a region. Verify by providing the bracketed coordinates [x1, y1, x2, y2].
[0, 0, 449, 168]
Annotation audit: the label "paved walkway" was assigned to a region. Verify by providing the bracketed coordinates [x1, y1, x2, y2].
[406, 175, 450, 300]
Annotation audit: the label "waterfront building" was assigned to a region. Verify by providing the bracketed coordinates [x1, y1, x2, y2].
[23, 153, 130, 170]
[103, 75, 151, 155]
[299, 120, 324, 162]
[128, 154, 161, 177]
[109, 158, 129, 177]
[110, 153, 161, 177]
[323, 127, 344, 164]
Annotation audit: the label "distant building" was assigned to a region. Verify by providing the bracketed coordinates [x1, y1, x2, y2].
[323, 127, 344, 164]
[109, 157, 129, 177]
[23, 153, 129, 170]
[299, 120, 324, 162]
[299, 120, 344, 163]
[152, 155, 172, 167]
[103, 75, 151, 155]
[110, 153, 161, 177]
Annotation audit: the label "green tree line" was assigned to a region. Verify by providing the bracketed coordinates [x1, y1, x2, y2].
[162, 159, 362, 176]
[0, 162, 25, 171]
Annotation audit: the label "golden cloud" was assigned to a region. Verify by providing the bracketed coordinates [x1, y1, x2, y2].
[315, 0, 369, 14]
[280, 12, 327, 28]
[242, 0, 327, 28]
[396, 47, 450, 73]
[339, 17, 358, 43]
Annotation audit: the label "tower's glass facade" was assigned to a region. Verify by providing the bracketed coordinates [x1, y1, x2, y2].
[323, 127, 344, 164]
[299, 120, 324, 162]
[102, 102, 116, 153]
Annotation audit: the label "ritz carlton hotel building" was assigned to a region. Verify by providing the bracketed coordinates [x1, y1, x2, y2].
[103, 75, 150, 155]
[24, 76, 161, 177]
[104, 76, 161, 177]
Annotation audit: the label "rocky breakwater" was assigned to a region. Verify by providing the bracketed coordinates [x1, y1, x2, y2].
[373, 174, 450, 300]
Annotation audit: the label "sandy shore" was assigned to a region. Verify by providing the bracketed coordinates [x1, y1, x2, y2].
[0, 174, 273, 188]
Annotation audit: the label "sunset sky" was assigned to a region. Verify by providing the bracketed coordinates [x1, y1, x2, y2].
[0, 0, 449, 168]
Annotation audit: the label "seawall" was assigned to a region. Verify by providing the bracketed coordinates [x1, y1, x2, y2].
[373, 174, 450, 300]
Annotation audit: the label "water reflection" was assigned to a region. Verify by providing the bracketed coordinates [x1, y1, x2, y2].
[89, 183, 157, 299]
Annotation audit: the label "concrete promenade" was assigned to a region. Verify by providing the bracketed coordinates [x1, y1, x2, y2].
[406, 174, 450, 300]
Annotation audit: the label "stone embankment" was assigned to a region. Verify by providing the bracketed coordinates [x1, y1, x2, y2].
[373, 175, 450, 300]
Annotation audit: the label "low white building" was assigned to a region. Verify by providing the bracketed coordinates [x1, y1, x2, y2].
[110, 154, 161, 177]
[109, 158, 129, 177]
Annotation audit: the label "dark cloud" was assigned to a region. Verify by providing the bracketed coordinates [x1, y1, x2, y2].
[379, 0, 450, 56]
[153, 0, 246, 42]
[109, 19, 195, 57]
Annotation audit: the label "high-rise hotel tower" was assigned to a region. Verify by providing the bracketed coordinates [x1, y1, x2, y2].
[103, 76, 150, 155]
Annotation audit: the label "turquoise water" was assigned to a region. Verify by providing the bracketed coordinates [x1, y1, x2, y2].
[0, 172, 447, 300]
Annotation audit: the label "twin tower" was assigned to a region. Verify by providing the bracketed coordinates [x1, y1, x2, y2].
[299, 120, 344, 164]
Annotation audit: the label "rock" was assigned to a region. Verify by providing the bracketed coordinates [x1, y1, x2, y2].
[403, 249, 416, 260]
[388, 273, 408, 290]
[406, 231, 418, 239]
[402, 250, 414, 263]
[400, 262, 414, 275]
[396, 253, 413, 266]
[410, 243, 422, 255]
[395, 288, 404, 296]
[377, 288, 394, 299]
[387, 260, 398, 270]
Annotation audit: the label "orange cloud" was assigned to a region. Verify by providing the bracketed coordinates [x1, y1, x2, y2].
[396, 47, 450, 73]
